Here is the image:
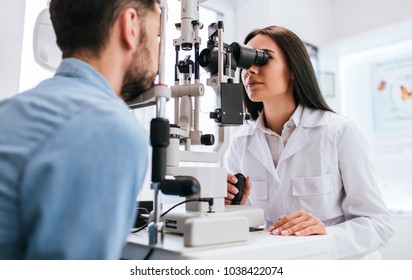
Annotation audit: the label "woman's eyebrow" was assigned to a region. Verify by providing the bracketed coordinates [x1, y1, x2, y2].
[261, 48, 276, 54]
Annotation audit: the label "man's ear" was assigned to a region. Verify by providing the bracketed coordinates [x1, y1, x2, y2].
[119, 8, 140, 51]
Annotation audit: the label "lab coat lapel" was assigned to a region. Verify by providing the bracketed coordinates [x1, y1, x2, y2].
[278, 125, 309, 165]
[278, 107, 328, 165]
[246, 129, 277, 175]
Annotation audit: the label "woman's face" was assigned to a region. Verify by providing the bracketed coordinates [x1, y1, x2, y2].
[242, 34, 294, 103]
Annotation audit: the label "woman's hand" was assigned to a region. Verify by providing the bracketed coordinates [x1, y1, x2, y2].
[225, 172, 251, 205]
[268, 210, 326, 236]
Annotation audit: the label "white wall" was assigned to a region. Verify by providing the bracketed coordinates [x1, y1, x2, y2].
[232, 0, 332, 45]
[0, 0, 26, 100]
[232, 0, 412, 46]
[230, 0, 412, 116]
[329, 0, 412, 42]
[335, 33, 412, 214]
[203, 0, 236, 43]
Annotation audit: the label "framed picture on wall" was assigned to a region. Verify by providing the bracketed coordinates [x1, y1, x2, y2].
[320, 72, 335, 98]
[371, 55, 412, 152]
[304, 42, 319, 76]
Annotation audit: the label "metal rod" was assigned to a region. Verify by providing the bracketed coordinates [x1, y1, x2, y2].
[156, 97, 167, 119]
[158, 1, 168, 85]
[174, 46, 180, 82]
[194, 42, 200, 81]
[149, 0, 169, 246]
[194, 96, 200, 131]
[217, 21, 224, 86]
[149, 184, 162, 246]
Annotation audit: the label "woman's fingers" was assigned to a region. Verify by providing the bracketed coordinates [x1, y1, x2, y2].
[270, 210, 310, 231]
[294, 223, 326, 236]
[225, 172, 238, 203]
[226, 172, 251, 205]
[227, 173, 237, 185]
[269, 210, 326, 236]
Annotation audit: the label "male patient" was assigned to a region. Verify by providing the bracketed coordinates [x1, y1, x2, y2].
[0, 0, 160, 259]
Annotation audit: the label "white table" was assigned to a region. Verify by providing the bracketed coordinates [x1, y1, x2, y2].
[122, 230, 332, 260]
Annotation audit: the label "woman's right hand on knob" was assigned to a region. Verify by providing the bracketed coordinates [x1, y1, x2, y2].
[225, 172, 251, 205]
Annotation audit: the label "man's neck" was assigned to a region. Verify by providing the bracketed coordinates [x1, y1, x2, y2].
[72, 50, 124, 98]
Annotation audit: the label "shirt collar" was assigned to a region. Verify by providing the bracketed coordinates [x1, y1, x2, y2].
[291, 104, 303, 127]
[55, 58, 117, 99]
[256, 104, 304, 134]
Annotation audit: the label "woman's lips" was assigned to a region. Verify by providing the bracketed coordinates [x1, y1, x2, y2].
[247, 81, 263, 88]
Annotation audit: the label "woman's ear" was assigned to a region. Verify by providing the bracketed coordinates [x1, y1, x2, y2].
[119, 8, 140, 51]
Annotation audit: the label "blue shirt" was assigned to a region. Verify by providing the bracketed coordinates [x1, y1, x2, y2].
[0, 58, 148, 259]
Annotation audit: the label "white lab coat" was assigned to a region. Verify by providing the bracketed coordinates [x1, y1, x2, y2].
[225, 106, 394, 259]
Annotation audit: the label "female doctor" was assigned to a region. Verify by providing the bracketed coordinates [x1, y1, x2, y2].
[225, 25, 394, 259]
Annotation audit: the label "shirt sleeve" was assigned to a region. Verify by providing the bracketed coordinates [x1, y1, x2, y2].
[326, 120, 394, 259]
[20, 106, 148, 259]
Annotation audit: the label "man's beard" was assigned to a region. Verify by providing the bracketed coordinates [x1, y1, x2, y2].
[120, 36, 157, 102]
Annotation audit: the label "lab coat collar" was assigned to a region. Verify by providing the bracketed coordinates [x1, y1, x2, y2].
[256, 104, 303, 136]
[246, 127, 279, 181]
[278, 107, 329, 164]
[300, 106, 329, 128]
[244, 106, 330, 173]
[247, 106, 329, 135]
[277, 121, 309, 165]
[291, 104, 303, 127]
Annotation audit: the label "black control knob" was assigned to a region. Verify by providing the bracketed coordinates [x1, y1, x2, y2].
[201, 134, 215, 146]
[209, 109, 222, 123]
[231, 173, 245, 205]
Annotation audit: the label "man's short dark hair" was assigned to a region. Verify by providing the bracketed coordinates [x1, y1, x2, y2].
[50, 0, 157, 58]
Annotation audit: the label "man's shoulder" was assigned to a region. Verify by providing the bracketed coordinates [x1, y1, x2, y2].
[0, 77, 137, 156]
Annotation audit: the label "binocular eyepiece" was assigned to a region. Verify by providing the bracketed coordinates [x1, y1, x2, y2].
[228, 43, 269, 69]
[199, 42, 269, 76]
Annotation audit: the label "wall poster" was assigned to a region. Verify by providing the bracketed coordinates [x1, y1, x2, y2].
[371, 55, 412, 152]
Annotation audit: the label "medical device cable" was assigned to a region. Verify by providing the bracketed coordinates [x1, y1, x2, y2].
[131, 197, 214, 234]
[136, 198, 214, 260]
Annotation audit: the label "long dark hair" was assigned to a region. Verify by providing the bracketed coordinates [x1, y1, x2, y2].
[242, 26, 334, 120]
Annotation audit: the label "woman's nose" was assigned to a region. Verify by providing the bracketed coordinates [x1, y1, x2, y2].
[245, 65, 258, 75]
